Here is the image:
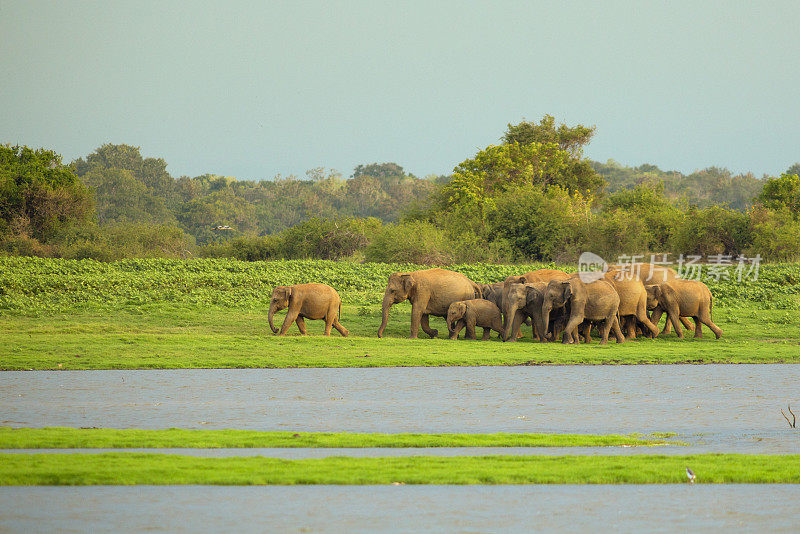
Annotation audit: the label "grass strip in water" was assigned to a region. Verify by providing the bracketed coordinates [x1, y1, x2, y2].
[0, 428, 680, 449]
[1, 453, 798, 485]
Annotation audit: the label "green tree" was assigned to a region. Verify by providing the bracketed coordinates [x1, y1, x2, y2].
[0, 145, 92, 246]
[73, 143, 175, 202]
[503, 115, 596, 157]
[352, 162, 406, 180]
[758, 172, 800, 218]
[442, 141, 592, 222]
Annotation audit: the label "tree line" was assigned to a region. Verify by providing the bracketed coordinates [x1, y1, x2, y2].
[2, 115, 799, 262]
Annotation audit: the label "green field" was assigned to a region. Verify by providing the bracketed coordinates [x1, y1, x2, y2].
[1, 453, 797, 485]
[0, 428, 678, 449]
[1, 257, 799, 369]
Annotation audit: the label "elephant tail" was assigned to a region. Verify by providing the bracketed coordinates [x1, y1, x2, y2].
[339, 300, 342, 321]
[709, 293, 714, 320]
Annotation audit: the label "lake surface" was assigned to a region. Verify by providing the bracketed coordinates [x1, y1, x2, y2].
[3, 365, 800, 532]
[2, 485, 800, 533]
[2, 365, 799, 452]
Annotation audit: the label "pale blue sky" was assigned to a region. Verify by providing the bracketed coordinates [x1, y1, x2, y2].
[2, 1, 798, 180]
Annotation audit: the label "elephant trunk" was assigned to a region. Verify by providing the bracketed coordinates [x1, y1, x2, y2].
[502, 303, 519, 342]
[377, 293, 393, 338]
[540, 303, 552, 342]
[268, 302, 279, 334]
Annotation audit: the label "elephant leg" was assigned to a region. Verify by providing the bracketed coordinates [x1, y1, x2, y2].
[332, 319, 349, 337]
[279, 304, 302, 336]
[562, 314, 583, 344]
[482, 327, 491, 340]
[651, 308, 664, 332]
[599, 317, 614, 345]
[323, 313, 335, 336]
[465, 316, 477, 340]
[450, 319, 465, 340]
[295, 316, 307, 335]
[668, 312, 684, 339]
[420, 313, 438, 339]
[612, 316, 626, 343]
[623, 316, 636, 339]
[698, 310, 723, 339]
[580, 322, 592, 344]
[636, 306, 660, 338]
[513, 311, 525, 339]
[680, 316, 694, 330]
[693, 317, 703, 338]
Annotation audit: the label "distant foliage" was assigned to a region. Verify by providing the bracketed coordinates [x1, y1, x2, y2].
[594, 160, 764, 211]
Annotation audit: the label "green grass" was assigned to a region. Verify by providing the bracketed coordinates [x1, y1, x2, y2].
[0, 428, 679, 449]
[1, 304, 799, 369]
[1, 453, 798, 485]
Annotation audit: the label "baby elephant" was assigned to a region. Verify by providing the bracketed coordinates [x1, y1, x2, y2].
[447, 299, 504, 340]
[268, 283, 348, 337]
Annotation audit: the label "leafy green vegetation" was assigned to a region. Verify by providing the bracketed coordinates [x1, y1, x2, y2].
[2, 257, 798, 313]
[0, 428, 677, 449]
[2, 453, 798, 485]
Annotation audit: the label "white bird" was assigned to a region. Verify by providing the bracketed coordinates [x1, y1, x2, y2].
[686, 467, 696, 484]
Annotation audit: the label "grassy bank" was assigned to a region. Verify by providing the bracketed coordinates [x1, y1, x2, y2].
[0, 428, 678, 449]
[1, 305, 799, 369]
[1, 258, 799, 369]
[1, 453, 798, 485]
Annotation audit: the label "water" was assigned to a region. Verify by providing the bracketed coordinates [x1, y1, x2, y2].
[2, 365, 799, 452]
[3, 365, 800, 532]
[2, 485, 799, 533]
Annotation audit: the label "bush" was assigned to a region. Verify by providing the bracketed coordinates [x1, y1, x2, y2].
[670, 205, 751, 257]
[280, 217, 382, 260]
[485, 185, 589, 261]
[365, 221, 454, 264]
[749, 206, 800, 261]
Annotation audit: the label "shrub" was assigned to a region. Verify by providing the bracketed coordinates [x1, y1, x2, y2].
[365, 221, 453, 264]
[670, 205, 752, 257]
[281, 217, 382, 260]
[748, 206, 800, 261]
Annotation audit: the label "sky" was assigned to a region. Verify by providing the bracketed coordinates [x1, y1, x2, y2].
[2, 0, 799, 181]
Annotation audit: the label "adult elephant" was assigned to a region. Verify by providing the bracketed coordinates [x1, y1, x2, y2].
[604, 271, 660, 339]
[645, 280, 722, 339]
[268, 283, 348, 337]
[607, 262, 692, 331]
[501, 269, 569, 334]
[377, 268, 481, 339]
[501, 281, 564, 342]
[541, 276, 625, 344]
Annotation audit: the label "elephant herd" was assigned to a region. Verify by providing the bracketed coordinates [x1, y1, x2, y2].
[268, 264, 723, 344]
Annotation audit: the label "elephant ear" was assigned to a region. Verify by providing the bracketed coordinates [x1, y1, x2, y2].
[652, 285, 662, 300]
[526, 285, 542, 306]
[660, 283, 679, 304]
[285, 286, 293, 301]
[562, 282, 573, 301]
[401, 274, 416, 295]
